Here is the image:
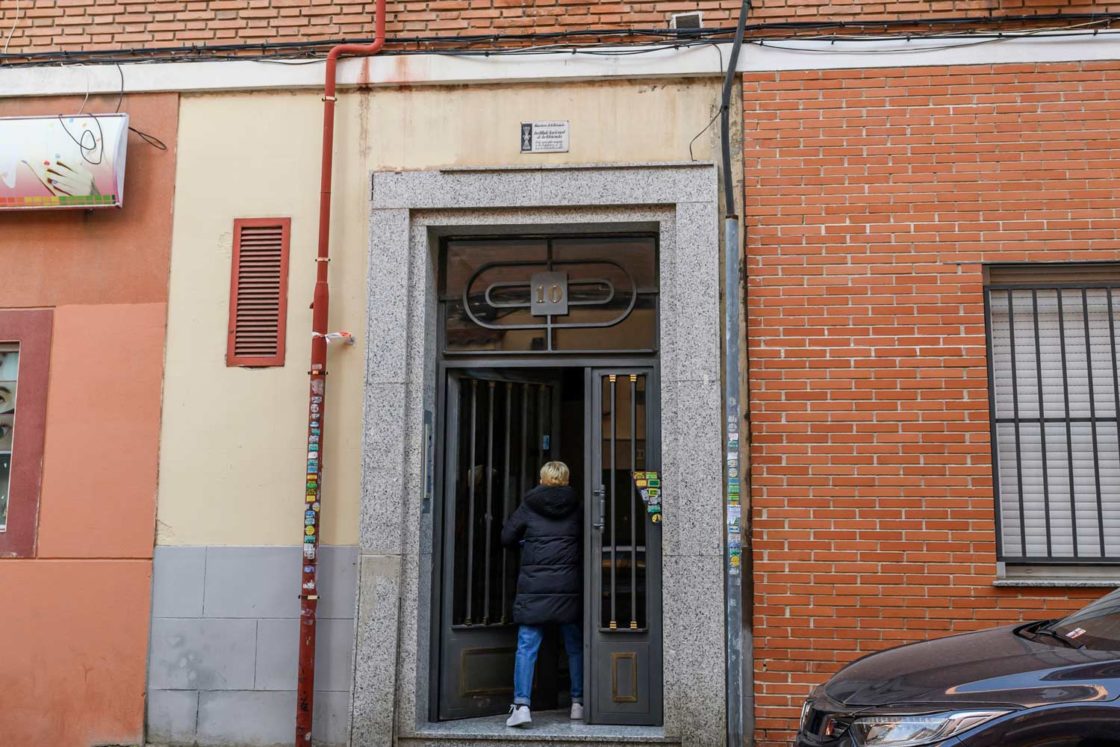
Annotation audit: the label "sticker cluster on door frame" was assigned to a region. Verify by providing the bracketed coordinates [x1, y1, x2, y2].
[632, 471, 662, 524]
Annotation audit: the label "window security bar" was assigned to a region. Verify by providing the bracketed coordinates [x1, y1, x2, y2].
[987, 284, 1120, 564]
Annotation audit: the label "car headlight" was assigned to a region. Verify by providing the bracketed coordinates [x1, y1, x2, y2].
[850, 711, 1008, 746]
[800, 700, 813, 732]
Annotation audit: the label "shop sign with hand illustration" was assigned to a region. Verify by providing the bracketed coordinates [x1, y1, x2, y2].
[0, 113, 129, 210]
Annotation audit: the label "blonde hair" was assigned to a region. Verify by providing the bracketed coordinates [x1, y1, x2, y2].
[539, 461, 570, 487]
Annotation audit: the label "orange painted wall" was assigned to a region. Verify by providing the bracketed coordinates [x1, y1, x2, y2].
[0, 93, 176, 746]
[37, 304, 167, 559]
[0, 561, 152, 746]
[0, 93, 176, 307]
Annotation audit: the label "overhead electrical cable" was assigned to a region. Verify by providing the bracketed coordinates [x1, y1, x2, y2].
[2, 13, 1120, 66]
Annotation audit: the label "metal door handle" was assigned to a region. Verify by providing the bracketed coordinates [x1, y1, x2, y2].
[592, 485, 605, 531]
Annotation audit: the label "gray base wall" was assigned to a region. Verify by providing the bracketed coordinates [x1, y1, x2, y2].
[146, 545, 358, 747]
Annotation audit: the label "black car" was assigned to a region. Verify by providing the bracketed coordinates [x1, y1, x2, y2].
[796, 588, 1120, 747]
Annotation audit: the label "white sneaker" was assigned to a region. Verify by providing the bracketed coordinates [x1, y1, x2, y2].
[506, 704, 532, 728]
[570, 702, 584, 720]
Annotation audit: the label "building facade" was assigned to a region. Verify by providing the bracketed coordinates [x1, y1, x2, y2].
[146, 81, 730, 746]
[0, 92, 178, 746]
[745, 60, 1120, 744]
[3, 2, 1120, 747]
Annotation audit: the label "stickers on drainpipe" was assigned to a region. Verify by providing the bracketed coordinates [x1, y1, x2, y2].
[520, 121, 569, 153]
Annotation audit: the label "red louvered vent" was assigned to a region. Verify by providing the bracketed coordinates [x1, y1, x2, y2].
[227, 218, 291, 367]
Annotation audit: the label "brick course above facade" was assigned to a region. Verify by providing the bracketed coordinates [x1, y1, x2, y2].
[2, 0, 1120, 54]
[744, 61, 1120, 745]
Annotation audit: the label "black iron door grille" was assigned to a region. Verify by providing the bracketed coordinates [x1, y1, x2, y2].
[453, 378, 555, 627]
[598, 374, 648, 632]
[439, 235, 659, 355]
[438, 372, 561, 720]
[588, 368, 662, 725]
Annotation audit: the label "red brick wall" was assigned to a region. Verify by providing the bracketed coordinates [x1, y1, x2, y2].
[1, 0, 1119, 54]
[744, 61, 1120, 746]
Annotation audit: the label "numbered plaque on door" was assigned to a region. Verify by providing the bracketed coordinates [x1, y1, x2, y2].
[530, 271, 569, 316]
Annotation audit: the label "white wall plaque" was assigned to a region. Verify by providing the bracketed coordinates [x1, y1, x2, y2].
[520, 121, 569, 154]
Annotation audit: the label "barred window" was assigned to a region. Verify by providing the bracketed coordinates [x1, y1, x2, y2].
[987, 265, 1120, 564]
[0, 343, 17, 533]
[0, 309, 52, 558]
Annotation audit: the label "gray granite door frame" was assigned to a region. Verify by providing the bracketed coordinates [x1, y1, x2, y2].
[356, 164, 725, 747]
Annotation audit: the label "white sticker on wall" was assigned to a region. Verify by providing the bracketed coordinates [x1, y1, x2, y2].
[520, 121, 570, 153]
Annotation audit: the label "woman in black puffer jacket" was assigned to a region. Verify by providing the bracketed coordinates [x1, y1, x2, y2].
[500, 461, 583, 727]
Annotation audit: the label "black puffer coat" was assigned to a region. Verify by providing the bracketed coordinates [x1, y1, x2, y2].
[501, 485, 582, 625]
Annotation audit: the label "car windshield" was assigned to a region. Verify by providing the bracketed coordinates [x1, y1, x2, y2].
[1046, 588, 1120, 650]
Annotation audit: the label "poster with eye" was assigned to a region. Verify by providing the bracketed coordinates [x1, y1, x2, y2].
[0, 113, 129, 210]
[0, 345, 18, 532]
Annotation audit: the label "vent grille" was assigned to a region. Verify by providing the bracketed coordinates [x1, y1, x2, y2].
[227, 218, 290, 367]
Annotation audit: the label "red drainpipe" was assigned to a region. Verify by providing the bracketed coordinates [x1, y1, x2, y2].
[296, 5, 387, 743]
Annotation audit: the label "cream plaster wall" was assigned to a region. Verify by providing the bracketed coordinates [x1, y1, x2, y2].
[158, 78, 723, 546]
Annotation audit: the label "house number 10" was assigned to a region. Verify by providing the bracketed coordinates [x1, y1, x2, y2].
[529, 271, 569, 316]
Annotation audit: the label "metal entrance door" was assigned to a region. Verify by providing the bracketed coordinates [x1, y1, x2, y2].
[586, 368, 662, 725]
[436, 371, 561, 719]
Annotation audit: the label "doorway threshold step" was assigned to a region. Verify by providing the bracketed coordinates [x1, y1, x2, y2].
[397, 710, 680, 747]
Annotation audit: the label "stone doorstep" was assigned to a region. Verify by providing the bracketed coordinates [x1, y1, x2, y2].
[395, 710, 680, 747]
[398, 739, 681, 747]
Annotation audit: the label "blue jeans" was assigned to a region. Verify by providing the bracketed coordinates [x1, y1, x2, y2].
[512, 623, 583, 707]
